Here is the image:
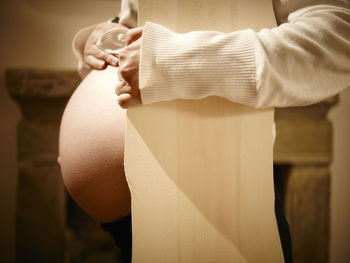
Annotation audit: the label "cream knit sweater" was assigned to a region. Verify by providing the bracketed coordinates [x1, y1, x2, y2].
[139, 2, 350, 108]
[73, 0, 350, 108]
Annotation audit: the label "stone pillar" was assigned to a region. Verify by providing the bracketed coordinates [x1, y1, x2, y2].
[6, 69, 79, 263]
[274, 98, 337, 263]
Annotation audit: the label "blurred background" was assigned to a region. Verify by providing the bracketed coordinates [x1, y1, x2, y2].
[0, 0, 349, 262]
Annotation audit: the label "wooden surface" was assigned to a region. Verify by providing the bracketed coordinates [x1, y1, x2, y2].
[125, 0, 284, 262]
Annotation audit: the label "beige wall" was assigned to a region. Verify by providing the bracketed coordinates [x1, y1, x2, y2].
[0, 0, 120, 262]
[0, 0, 349, 262]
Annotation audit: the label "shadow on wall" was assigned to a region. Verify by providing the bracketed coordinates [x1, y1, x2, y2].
[0, 73, 21, 263]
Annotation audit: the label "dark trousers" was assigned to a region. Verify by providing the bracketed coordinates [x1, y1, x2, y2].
[275, 184, 293, 263]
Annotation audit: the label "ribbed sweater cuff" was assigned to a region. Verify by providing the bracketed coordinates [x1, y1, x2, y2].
[140, 22, 257, 105]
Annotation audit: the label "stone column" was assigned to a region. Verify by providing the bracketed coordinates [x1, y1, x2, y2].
[6, 69, 79, 263]
[274, 98, 337, 263]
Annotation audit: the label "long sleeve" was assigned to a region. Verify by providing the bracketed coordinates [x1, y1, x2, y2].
[139, 3, 350, 108]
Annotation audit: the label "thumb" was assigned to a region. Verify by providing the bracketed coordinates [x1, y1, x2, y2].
[125, 26, 144, 45]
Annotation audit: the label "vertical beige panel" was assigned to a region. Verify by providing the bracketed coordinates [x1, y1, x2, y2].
[125, 0, 283, 262]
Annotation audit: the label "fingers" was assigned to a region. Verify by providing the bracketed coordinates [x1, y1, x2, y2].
[117, 93, 142, 109]
[85, 55, 107, 70]
[84, 50, 119, 69]
[105, 54, 119, 67]
[125, 26, 144, 45]
[117, 39, 141, 83]
[115, 80, 141, 109]
[115, 80, 132, 96]
[115, 36, 142, 108]
[83, 21, 127, 69]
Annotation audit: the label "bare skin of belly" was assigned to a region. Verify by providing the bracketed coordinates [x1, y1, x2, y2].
[59, 66, 131, 223]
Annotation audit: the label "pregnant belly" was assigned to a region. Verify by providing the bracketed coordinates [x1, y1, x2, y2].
[59, 66, 130, 222]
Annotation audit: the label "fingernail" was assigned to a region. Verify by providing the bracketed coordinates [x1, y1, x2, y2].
[111, 56, 119, 66]
[97, 60, 105, 68]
